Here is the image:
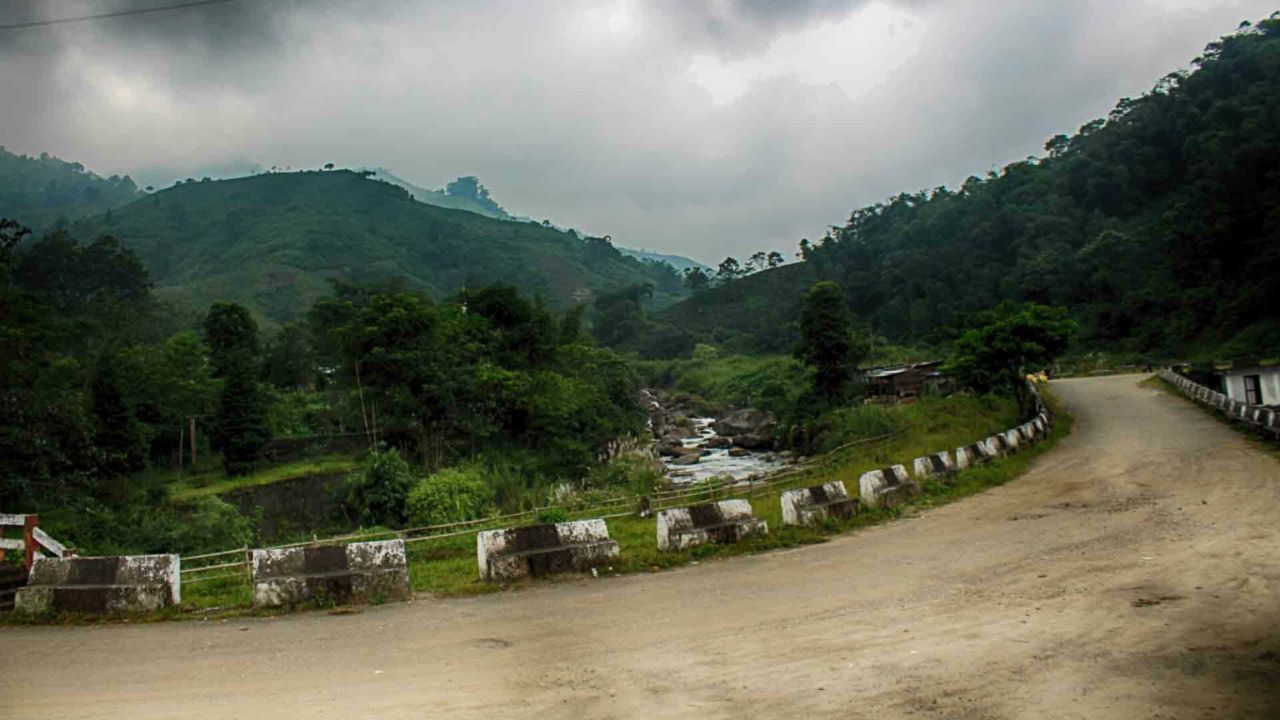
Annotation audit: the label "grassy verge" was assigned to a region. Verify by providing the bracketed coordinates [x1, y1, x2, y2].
[185, 388, 1065, 611]
[7, 388, 1071, 624]
[168, 455, 358, 501]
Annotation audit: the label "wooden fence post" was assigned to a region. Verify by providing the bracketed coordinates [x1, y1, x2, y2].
[23, 514, 38, 571]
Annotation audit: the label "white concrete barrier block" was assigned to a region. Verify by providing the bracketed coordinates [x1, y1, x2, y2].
[16, 554, 180, 614]
[913, 451, 956, 480]
[477, 519, 619, 581]
[781, 482, 858, 526]
[984, 435, 1011, 457]
[858, 465, 919, 509]
[955, 441, 994, 470]
[656, 499, 767, 552]
[1001, 428, 1023, 452]
[251, 539, 410, 608]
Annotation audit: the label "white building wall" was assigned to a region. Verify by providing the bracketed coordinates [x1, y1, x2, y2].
[1222, 368, 1280, 405]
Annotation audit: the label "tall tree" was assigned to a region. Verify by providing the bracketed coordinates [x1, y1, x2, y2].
[795, 281, 864, 402]
[91, 355, 147, 493]
[211, 359, 272, 476]
[203, 302, 259, 379]
[944, 303, 1077, 412]
[204, 302, 270, 475]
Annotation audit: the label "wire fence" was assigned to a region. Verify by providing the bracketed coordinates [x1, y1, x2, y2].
[180, 428, 910, 583]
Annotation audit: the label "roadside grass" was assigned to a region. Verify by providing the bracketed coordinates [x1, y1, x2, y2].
[230, 389, 1056, 604]
[167, 455, 359, 501]
[9, 388, 1070, 623]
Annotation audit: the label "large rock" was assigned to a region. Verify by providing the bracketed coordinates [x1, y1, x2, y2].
[733, 432, 774, 450]
[714, 408, 777, 438]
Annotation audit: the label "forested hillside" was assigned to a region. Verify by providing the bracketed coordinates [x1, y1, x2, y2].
[68, 170, 685, 326]
[0, 147, 142, 232]
[661, 18, 1280, 359]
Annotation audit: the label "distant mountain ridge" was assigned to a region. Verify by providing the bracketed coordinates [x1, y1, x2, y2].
[656, 18, 1280, 358]
[66, 170, 685, 326]
[365, 167, 709, 273]
[0, 147, 142, 232]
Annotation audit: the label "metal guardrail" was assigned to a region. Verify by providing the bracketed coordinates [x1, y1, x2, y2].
[180, 429, 914, 582]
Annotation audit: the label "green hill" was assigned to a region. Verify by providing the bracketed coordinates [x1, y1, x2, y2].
[368, 167, 710, 273]
[0, 147, 142, 232]
[659, 18, 1280, 358]
[69, 170, 685, 326]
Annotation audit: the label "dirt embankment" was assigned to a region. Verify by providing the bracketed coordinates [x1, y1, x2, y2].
[4, 375, 1280, 719]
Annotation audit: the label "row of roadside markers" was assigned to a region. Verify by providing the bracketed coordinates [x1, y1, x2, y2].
[1158, 368, 1280, 435]
[16, 387, 1055, 615]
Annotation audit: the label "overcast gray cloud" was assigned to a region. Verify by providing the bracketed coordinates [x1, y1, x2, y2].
[0, 0, 1274, 263]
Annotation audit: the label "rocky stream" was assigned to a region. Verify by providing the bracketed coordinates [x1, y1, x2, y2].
[643, 389, 791, 485]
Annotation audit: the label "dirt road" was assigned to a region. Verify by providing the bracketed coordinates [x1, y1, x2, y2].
[5, 375, 1280, 719]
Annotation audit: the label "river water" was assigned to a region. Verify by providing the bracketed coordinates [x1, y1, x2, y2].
[662, 417, 789, 485]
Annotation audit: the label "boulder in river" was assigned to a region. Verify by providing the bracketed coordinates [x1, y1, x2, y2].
[728, 448, 751, 458]
[670, 453, 702, 466]
[733, 432, 775, 451]
[704, 436, 732, 449]
[715, 408, 777, 438]
[658, 442, 685, 457]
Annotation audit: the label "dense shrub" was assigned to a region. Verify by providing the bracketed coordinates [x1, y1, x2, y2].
[343, 449, 413, 525]
[405, 466, 495, 527]
[43, 496, 254, 556]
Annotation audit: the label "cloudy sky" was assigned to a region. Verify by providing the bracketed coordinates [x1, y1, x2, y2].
[0, 0, 1273, 263]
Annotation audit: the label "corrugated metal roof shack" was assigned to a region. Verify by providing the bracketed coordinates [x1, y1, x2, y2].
[864, 361, 950, 403]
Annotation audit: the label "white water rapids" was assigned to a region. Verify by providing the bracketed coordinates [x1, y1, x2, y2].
[662, 417, 788, 485]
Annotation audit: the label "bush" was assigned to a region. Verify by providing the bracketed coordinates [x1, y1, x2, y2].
[42, 495, 254, 556]
[815, 404, 903, 452]
[535, 507, 569, 524]
[405, 465, 495, 527]
[583, 453, 662, 495]
[344, 449, 413, 525]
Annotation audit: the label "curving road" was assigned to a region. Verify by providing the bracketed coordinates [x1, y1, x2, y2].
[4, 375, 1280, 719]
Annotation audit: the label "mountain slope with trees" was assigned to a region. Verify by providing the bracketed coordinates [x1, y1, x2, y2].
[658, 17, 1280, 359]
[67, 169, 685, 326]
[0, 147, 142, 233]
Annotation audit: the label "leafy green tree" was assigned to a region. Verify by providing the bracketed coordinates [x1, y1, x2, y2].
[263, 321, 316, 389]
[203, 302, 259, 378]
[90, 355, 147, 492]
[715, 257, 743, 285]
[344, 449, 414, 525]
[210, 358, 271, 475]
[592, 283, 652, 346]
[682, 267, 711, 291]
[204, 302, 270, 475]
[944, 303, 1077, 412]
[795, 281, 864, 403]
[558, 304, 586, 345]
[0, 218, 31, 288]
